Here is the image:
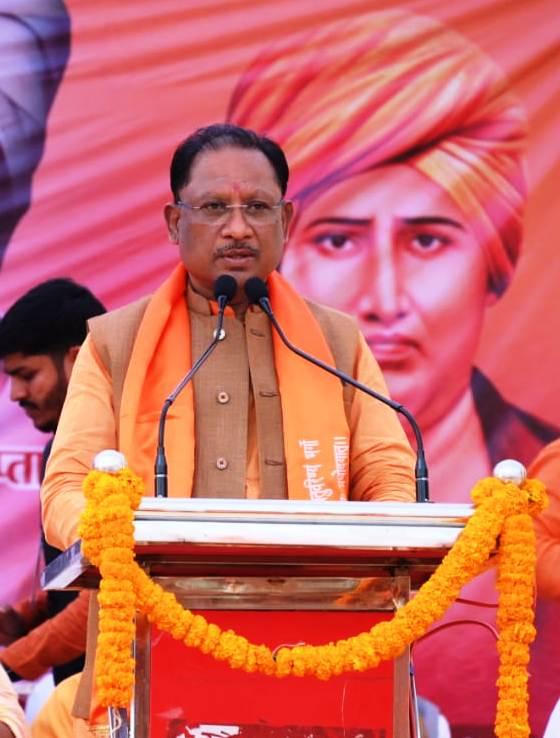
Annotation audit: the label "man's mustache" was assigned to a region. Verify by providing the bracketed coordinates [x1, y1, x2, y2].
[215, 242, 258, 258]
[19, 401, 38, 411]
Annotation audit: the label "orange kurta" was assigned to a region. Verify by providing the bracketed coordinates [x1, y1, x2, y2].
[42, 268, 415, 551]
[0, 591, 89, 681]
[529, 437, 560, 600]
[0, 664, 29, 738]
[31, 673, 107, 738]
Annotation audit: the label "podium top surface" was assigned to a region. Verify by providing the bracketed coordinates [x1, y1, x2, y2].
[43, 498, 474, 591]
[135, 496, 470, 521]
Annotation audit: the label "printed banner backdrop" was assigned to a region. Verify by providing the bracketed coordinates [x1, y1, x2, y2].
[0, 1, 559, 736]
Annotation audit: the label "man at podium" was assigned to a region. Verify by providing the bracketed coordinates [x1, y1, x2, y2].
[41, 123, 416, 553]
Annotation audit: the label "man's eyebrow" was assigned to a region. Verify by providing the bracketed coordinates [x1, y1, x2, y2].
[403, 216, 465, 230]
[302, 215, 466, 230]
[3, 367, 23, 377]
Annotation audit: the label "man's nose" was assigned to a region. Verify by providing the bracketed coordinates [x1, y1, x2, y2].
[358, 249, 408, 323]
[9, 377, 27, 403]
[220, 205, 254, 239]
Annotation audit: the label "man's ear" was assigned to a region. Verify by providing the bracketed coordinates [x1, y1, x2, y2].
[164, 202, 180, 243]
[63, 345, 81, 380]
[281, 200, 295, 242]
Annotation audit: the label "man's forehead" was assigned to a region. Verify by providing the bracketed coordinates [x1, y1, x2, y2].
[184, 146, 280, 194]
[186, 178, 277, 197]
[2, 352, 52, 373]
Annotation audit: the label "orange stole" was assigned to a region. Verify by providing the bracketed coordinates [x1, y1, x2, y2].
[119, 265, 350, 499]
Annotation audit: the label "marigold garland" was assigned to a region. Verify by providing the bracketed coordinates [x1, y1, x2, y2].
[79, 470, 547, 738]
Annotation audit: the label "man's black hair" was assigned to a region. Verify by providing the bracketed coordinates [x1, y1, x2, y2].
[0, 278, 105, 358]
[169, 123, 290, 201]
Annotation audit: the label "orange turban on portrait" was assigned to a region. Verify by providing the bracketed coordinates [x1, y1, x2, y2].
[227, 10, 527, 295]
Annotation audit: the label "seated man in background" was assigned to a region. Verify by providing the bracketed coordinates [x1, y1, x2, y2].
[0, 279, 105, 686]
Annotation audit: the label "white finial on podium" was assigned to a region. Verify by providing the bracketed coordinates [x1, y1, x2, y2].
[493, 459, 527, 485]
[93, 449, 127, 473]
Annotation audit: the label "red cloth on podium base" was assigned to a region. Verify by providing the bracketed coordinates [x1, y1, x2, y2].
[149, 611, 395, 738]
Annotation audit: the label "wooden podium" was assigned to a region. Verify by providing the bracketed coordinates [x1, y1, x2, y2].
[43, 498, 472, 738]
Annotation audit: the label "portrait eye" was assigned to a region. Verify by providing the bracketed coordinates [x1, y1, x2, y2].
[410, 232, 449, 253]
[311, 231, 358, 255]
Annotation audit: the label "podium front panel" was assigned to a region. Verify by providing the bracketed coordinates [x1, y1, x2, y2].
[133, 576, 410, 738]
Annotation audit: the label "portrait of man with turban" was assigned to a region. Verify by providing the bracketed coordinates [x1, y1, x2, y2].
[227, 10, 560, 736]
[0, 0, 70, 269]
[227, 9, 558, 499]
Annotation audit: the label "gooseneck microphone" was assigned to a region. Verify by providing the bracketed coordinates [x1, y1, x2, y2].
[154, 274, 238, 497]
[244, 277, 429, 503]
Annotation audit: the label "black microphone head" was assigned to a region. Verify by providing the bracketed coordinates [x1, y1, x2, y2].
[244, 276, 269, 305]
[213, 274, 238, 303]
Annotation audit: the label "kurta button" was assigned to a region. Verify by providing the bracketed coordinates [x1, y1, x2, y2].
[216, 457, 228, 470]
[217, 391, 230, 404]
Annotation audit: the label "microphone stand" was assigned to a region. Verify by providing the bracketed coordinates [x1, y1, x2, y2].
[256, 295, 429, 503]
[154, 294, 229, 498]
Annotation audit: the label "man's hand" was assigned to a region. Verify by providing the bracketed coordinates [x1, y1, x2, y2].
[0, 608, 27, 646]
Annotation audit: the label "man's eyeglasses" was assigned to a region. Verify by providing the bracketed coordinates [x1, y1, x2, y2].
[176, 199, 285, 226]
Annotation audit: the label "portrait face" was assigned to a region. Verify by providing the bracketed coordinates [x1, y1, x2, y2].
[2, 351, 72, 432]
[164, 146, 293, 305]
[282, 165, 494, 431]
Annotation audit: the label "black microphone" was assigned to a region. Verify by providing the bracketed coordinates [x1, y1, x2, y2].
[154, 274, 238, 497]
[244, 277, 429, 503]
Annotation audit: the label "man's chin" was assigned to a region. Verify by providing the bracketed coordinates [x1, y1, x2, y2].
[33, 418, 57, 433]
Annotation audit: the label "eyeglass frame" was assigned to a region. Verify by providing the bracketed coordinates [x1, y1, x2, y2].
[175, 198, 287, 225]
